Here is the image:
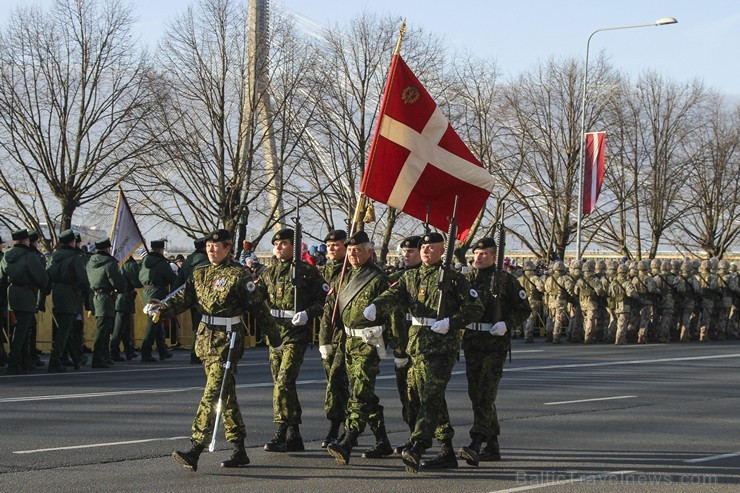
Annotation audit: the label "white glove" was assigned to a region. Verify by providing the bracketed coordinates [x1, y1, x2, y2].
[291, 311, 308, 326]
[430, 318, 450, 335]
[490, 321, 507, 336]
[394, 357, 409, 368]
[363, 304, 377, 322]
[319, 344, 333, 360]
[143, 300, 162, 316]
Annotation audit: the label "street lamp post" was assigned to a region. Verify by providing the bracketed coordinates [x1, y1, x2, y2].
[575, 17, 677, 261]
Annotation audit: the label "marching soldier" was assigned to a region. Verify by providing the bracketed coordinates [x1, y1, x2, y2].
[544, 261, 571, 344]
[520, 260, 544, 343]
[111, 256, 142, 361]
[653, 260, 679, 343]
[458, 238, 529, 467]
[27, 230, 47, 369]
[603, 261, 619, 343]
[0, 235, 6, 367]
[325, 231, 391, 465]
[679, 260, 701, 342]
[697, 260, 721, 342]
[633, 260, 659, 344]
[361, 232, 483, 474]
[177, 237, 209, 364]
[575, 260, 607, 343]
[611, 263, 639, 345]
[259, 228, 327, 453]
[567, 260, 583, 343]
[139, 239, 177, 362]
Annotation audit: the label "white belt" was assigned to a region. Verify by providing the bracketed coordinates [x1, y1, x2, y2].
[466, 322, 494, 331]
[202, 315, 242, 328]
[411, 316, 437, 326]
[345, 326, 384, 338]
[270, 309, 296, 319]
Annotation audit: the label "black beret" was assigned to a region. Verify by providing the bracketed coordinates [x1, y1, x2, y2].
[74, 232, 82, 242]
[420, 232, 444, 245]
[193, 237, 206, 249]
[11, 229, 29, 241]
[28, 230, 39, 242]
[59, 229, 76, 242]
[271, 228, 294, 244]
[344, 231, 370, 247]
[401, 235, 422, 249]
[324, 229, 347, 243]
[150, 239, 166, 249]
[472, 237, 496, 251]
[95, 238, 112, 250]
[204, 229, 231, 243]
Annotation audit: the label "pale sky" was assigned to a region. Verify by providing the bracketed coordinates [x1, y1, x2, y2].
[1, 0, 739, 96]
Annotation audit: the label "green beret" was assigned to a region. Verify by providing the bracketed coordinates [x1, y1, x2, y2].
[472, 237, 496, 251]
[420, 232, 444, 245]
[59, 229, 76, 242]
[323, 229, 347, 243]
[11, 229, 29, 241]
[204, 229, 231, 243]
[272, 228, 294, 244]
[344, 231, 370, 247]
[28, 230, 39, 242]
[150, 239, 166, 249]
[95, 238, 112, 250]
[401, 235, 422, 249]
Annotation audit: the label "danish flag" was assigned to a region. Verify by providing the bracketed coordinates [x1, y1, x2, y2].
[582, 131, 606, 215]
[360, 54, 496, 240]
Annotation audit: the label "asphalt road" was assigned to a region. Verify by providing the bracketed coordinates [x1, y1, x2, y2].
[1, 340, 739, 492]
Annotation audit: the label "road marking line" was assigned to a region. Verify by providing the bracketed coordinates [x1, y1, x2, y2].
[505, 352, 740, 372]
[544, 395, 637, 406]
[488, 470, 638, 492]
[13, 436, 191, 454]
[684, 452, 740, 463]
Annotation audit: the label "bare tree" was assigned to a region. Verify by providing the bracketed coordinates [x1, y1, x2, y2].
[0, 0, 158, 248]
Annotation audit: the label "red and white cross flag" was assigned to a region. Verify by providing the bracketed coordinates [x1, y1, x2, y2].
[360, 54, 496, 240]
[582, 131, 606, 215]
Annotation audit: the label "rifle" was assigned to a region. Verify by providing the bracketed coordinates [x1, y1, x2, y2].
[436, 196, 459, 320]
[492, 215, 509, 361]
[209, 327, 238, 452]
[291, 200, 303, 314]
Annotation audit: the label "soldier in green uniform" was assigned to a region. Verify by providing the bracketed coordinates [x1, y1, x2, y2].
[258, 228, 327, 453]
[177, 237, 209, 364]
[145, 229, 281, 472]
[361, 232, 483, 474]
[520, 260, 544, 343]
[0, 229, 49, 375]
[139, 240, 177, 362]
[325, 231, 391, 465]
[86, 238, 126, 368]
[47, 229, 90, 372]
[27, 230, 47, 369]
[458, 238, 529, 467]
[317, 229, 350, 448]
[111, 256, 143, 361]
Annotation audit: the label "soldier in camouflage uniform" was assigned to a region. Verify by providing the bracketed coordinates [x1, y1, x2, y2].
[146, 229, 281, 472]
[0, 235, 6, 368]
[679, 260, 701, 342]
[458, 238, 529, 467]
[714, 260, 737, 340]
[602, 261, 619, 343]
[47, 229, 89, 372]
[177, 238, 209, 364]
[611, 263, 639, 345]
[566, 260, 583, 342]
[632, 260, 659, 344]
[0, 230, 49, 375]
[653, 260, 680, 343]
[697, 260, 721, 341]
[139, 239, 177, 362]
[111, 256, 142, 361]
[729, 263, 739, 338]
[575, 260, 608, 343]
[86, 238, 126, 368]
[325, 231, 391, 465]
[317, 229, 350, 448]
[520, 260, 544, 343]
[259, 228, 327, 453]
[361, 232, 483, 474]
[544, 261, 571, 344]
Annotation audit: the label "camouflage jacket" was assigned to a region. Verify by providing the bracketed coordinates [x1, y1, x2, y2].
[368, 261, 483, 357]
[519, 271, 544, 302]
[609, 276, 639, 312]
[387, 264, 421, 357]
[0, 244, 49, 313]
[317, 258, 348, 345]
[575, 273, 608, 310]
[139, 252, 177, 303]
[87, 252, 126, 317]
[632, 274, 659, 305]
[545, 273, 574, 308]
[47, 245, 89, 315]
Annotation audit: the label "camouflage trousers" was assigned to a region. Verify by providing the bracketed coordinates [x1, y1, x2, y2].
[714, 301, 732, 340]
[567, 305, 583, 342]
[524, 299, 543, 340]
[614, 308, 630, 345]
[395, 356, 413, 430]
[344, 336, 384, 434]
[582, 309, 598, 343]
[269, 342, 307, 424]
[656, 306, 674, 343]
[408, 352, 456, 448]
[93, 316, 114, 364]
[699, 301, 714, 341]
[191, 360, 245, 445]
[322, 340, 349, 422]
[678, 301, 696, 341]
[548, 305, 568, 343]
[637, 305, 653, 343]
[463, 343, 506, 440]
[604, 307, 616, 343]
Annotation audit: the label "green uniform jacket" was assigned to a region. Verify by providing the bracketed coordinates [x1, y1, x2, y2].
[139, 252, 177, 304]
[87, 252, 126, 317]
[258, 259, 328, 343]
[369, 261, 484, 357]
[0, 244, 49, 313]
[115, 257, 143, 313]
[464, 267, 530, 352]
[176, 249, 209, 287]
[160, 258, 280, 363]
[318, 257, 347, 345]
[47, 245, 89, 315]
[387, 264, 421, 357]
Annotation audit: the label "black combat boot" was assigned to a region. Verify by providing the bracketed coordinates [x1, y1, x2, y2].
[263, 424, 288, 452]
[401, 441, 425, 474]
[327, 429, 359, 465]
[458, 435, 483, 467]
[479, 435, 501, 461]
[336, 429, 358, 448]
[321, 419, 342, 448]
[286, 424, 305, 452]
[420, 439, 458, 469]
[220, 439, 250, 468]
[362, 426, 394, 458]
[394, 442, 411, 455]
[172, 440, 205, 472]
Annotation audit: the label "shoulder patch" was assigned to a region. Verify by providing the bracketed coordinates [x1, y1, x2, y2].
[470, 288, 479, 298]
[246, 281, 256, 292]
[322, 283, 330, 293]
[519, 289, 527, 300]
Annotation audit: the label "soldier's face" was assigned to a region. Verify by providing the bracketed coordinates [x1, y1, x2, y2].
[273, 240, 293, 261]
[420, 242, 444, 266]
[207, 241, 231, 264]
[473, 247, 495, 269]
[325, 240, 345, 261]
[402, 247, 421, 267]
[347, 245, 371, 267]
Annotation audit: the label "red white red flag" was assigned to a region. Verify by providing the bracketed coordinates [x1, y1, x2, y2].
[582, 131, 606, 215]
[360, 54, 495, 240]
